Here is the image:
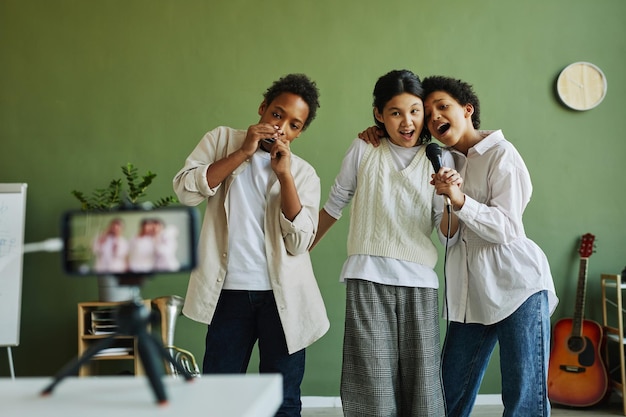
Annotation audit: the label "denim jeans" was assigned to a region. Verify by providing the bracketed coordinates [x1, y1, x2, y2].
[442, 290, 550, 417]
[203, 290, 305, 417]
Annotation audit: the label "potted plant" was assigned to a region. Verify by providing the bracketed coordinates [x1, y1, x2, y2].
[72, 163, 177, 211]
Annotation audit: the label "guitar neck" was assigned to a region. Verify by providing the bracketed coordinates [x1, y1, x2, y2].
[571, 257, 589, 336]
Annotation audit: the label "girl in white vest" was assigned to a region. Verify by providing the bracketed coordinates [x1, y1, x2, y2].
[312, 69, 459, 416]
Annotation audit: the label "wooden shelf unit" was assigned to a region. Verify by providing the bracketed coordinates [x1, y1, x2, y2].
[601, 273, 626, 415]
[77, 300, 151, 377]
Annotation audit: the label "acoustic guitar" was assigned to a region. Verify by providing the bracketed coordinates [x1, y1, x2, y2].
[547, 233, 608, 407]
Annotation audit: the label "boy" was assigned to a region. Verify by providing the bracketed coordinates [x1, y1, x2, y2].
[173, 74, 329, 417]
[424, 75, 558, 417]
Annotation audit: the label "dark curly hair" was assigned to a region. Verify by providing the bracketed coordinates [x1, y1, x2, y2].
[372, 69, 431, 143]
[263, 73, 320, 130]
[422, 76, 481, 129]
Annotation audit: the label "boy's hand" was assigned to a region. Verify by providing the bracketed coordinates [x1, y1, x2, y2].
[431, 168, 464, 209]
[242, 123, 284, 156]
[357, 126, 385, 147]
[270, 137, 291, 176]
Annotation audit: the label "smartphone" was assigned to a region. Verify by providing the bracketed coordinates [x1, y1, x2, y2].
[61, 206, 198, 276]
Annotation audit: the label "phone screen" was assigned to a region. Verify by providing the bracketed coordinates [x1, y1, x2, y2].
[61, 206, 198, 276]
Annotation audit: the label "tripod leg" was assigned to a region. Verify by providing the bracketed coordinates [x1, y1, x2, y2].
[41, 336, 117, 396]
[136, 329, 168, 404]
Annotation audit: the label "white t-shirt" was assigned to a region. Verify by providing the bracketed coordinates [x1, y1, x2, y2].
[223, 148, 273, 290]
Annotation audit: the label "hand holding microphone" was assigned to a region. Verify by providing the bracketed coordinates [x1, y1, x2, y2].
[426, 143, 462, 211]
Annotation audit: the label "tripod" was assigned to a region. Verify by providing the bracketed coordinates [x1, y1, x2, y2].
[41, 277, 195, 405]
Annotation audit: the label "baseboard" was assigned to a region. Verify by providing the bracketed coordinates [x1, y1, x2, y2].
[473, 394, 503, 405]
[302, 394, 503, 408]
[302, 396, 343, 408]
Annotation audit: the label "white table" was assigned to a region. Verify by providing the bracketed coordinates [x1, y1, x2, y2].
[0, 374, 282, 416]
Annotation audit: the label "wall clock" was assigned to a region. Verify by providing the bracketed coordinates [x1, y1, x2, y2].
[556, 62, 607, 111]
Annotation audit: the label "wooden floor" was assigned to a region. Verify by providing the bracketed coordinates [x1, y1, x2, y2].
[302, 399, 626, 416]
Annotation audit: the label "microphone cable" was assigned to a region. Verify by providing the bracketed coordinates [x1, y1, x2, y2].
[439, 203, 452, 415]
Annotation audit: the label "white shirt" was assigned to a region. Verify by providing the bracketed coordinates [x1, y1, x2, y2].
[224, 149, 272, 290]
[324, 138, 454, 288]
[154, 226, 181, 271]
[128, 235, 156, 272]
[439, 130, 558, 324]
[92, 235, 129, 273]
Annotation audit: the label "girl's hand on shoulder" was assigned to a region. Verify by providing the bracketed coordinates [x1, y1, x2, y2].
[357, 126, 384, 147]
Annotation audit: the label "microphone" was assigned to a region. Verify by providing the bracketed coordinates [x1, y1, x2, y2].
[425, 143, 452, 210]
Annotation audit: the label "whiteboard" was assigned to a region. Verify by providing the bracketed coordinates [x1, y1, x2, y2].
[0, 183, 27, 346]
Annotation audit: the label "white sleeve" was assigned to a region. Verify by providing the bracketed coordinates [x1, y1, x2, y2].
[322, 138, 367, 219]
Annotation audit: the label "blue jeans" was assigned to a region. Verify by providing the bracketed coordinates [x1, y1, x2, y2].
[203, 290, 305, 417]
[442, 291, 550, 417]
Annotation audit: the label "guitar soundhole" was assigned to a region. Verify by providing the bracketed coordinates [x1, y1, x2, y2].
[568, 336, 585, 353]
[568, 336, 596, 367]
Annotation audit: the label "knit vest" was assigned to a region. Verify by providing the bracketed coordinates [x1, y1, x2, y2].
[347, 140, 438, 268]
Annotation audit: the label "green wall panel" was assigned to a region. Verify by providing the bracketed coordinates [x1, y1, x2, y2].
[1, 0, 625, 397]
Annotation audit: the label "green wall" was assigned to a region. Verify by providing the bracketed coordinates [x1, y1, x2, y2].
[1, 0, 625, 397]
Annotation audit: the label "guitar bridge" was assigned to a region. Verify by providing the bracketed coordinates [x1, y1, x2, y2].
[559, 365, 586, 373]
